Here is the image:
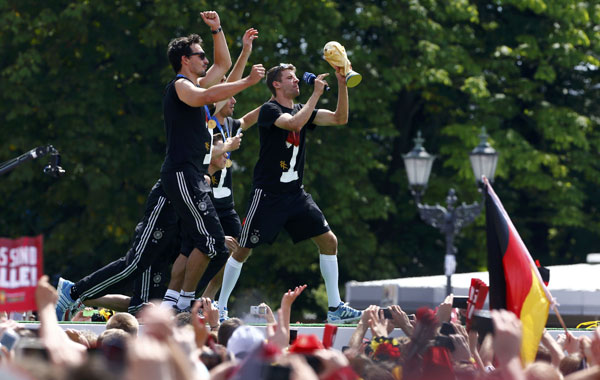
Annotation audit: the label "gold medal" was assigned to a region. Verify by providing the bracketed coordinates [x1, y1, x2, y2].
[226, 159, 233, 168]
[207, 119, 217, 129]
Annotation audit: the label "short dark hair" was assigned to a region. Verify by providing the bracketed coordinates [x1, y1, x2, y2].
[167, 34, 203, 73]
[266, 63, 296, 96]
[217, 317, 243, 347]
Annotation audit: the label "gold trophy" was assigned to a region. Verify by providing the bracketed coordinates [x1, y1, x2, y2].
[323, 41, 362, 88]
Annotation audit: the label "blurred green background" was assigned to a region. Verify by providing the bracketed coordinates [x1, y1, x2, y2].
[1, 0, 599, 320]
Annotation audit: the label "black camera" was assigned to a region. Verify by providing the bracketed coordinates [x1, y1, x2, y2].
[434, 335, 455, 351]
[439, 322, 456, 336]
[452, 296, 469, 309]
[382, 308, 393, 319]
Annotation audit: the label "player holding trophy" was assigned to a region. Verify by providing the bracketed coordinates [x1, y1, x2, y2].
[217, 62, 363, 323]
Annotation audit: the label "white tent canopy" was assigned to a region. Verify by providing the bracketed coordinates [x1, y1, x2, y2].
[346, 263, 600, 320]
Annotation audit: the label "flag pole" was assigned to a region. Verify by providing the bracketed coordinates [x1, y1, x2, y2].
[552, 304, 569, 335]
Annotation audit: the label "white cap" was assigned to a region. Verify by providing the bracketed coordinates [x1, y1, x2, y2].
[226, 325, 265, 359]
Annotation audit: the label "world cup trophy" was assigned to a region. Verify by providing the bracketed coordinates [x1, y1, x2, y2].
[323, 41, 362, 88]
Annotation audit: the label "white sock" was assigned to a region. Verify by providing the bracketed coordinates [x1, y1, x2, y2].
[320, 254, 342, 308]
[161, 289, 180, 309]
[218, 257, 244, 312]
[176, 291, 195, 310]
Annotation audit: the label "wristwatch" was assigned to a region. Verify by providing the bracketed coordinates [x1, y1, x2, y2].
[212, 26, 222, 35]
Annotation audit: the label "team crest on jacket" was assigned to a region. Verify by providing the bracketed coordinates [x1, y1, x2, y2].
[198, 201, 207, 211]
[153, 229, 163, 240]
[250, 235, 259, 244]
[153, 273, 162, 284]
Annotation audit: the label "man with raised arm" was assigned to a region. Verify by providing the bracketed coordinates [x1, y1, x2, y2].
[160, 12, 265, 312]
[54, 11, 264, 318]
[161, 28, 263, 309]
[217, 63, 362, 323]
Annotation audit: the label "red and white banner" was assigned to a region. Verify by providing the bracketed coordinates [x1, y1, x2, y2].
[0, 235, 43, 312]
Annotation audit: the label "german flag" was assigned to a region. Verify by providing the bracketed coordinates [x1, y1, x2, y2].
[485, 179, 552, 364]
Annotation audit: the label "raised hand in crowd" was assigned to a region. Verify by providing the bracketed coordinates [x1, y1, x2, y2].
[449, 321, 479, 366]
[190, 300, 209, 348]
[491, 309, 525, 380]
[436, 293, 454, 324]
[36, 275, 86, 366]
[256, 302, 276, 324]
[388, 304, 414, 336]
[281, 284, 307, 311]
[562, 332, 581, 355]
[348, 305, 380, 350]
[198, 297, 220, 332]
[266, 308, 289, 350]
[579, 335, 598, 367]
[280, 284, 307, 342]
[465, 326, 486, 373]
[448, 329, 471, 363]
[368, 308, 389, 338]
[541, 329, 566, 366]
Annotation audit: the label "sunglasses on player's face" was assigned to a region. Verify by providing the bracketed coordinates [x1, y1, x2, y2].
[188, 51, 206, 60]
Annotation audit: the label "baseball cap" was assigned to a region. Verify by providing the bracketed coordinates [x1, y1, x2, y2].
[226, 325, 265, 359]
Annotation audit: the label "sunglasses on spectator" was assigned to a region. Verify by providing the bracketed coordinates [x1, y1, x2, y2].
[188, 52, 206, 60]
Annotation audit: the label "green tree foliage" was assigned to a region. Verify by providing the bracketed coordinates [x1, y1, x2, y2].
[0, 0, 598, 318]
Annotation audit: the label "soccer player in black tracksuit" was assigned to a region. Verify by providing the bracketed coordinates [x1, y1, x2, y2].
[158, 13, 264, 312]
[55, 180, 180, 320]
[216, 63, 363, 323]
[54, 11, 264, 318]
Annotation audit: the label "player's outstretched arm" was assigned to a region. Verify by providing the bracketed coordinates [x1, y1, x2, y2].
[313, 68, 348, 126]
[176, 64, 265, 107]
[227, 28, 258, 83]
[239, 105, 261, 131]
[198, 11, 232, 88]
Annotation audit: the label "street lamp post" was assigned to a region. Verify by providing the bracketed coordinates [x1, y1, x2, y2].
[402, 128, 498, 295]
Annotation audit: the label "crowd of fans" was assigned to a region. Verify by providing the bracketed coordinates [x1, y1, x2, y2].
[1, 275, 599, 380]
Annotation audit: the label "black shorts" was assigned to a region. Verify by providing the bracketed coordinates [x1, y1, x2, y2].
[161, 167, 228, 260]
[217, 208, 242, 238]
[239, 188, 331, 248]
[180, 208, 241, 257]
